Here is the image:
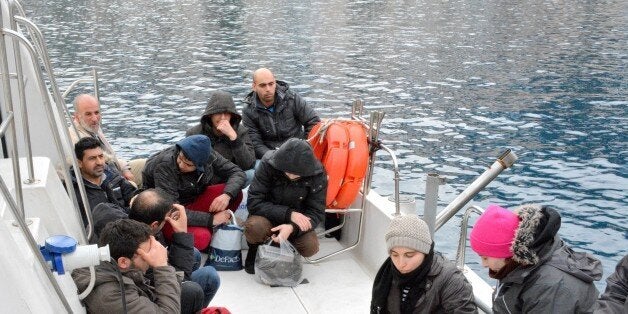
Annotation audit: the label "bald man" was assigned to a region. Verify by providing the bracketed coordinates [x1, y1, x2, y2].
[69, 94, 134, 182]
[242, 68, 320, 158]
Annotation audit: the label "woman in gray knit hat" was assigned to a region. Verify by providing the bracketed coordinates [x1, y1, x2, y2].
[371, 214, 477, 314]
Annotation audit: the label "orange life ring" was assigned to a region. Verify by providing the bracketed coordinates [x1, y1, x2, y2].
[329, 121, 368, 209]
[308, 121, 349, 206]
[308, 120, 369, 209]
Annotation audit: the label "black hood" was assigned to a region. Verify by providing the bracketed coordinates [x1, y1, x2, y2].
[267, 138, 323, 177]
[200, 91, 241, 131]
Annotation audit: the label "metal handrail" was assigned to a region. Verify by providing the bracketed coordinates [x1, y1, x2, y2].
[1, 28, 93, 242]
[455, 205, 485, 269]
[11, 13, 94, 242]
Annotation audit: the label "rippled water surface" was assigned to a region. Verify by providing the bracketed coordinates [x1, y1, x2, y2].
[23, 0, 626, 288]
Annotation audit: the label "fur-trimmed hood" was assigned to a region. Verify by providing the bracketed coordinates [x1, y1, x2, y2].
[510, 204, 561, 265]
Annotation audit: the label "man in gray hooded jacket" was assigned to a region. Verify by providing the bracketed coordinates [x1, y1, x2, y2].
[243, 138, 327, 274]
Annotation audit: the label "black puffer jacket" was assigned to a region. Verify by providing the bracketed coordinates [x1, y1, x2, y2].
[186, 91, 255, 170]
[70, 168, 136, 225]
[493, 204, 603, 314]
[242, 80, 320, 158]
[142, 146, 246, 227]
[247, 138, 327, 238]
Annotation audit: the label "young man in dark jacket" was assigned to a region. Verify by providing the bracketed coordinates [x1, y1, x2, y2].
[142, 134, 246, 249]
[72, 219, 181, 313]
[470, 204, 603, 313]
[71, 137, 136, 225]
[129, 189, 220, 312]
[187, 91, 255, 184]
[242, 68, 320, 159]
[243, 138, 327, 274]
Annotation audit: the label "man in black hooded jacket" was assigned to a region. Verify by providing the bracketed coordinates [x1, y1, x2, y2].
[186, 91, 255, 184]
[243, 138, 327, 274]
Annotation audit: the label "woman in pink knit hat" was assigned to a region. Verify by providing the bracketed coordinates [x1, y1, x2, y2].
[470, 204, 603, 313]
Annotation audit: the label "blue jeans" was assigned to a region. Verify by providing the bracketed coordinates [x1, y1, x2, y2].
[192, 248, 220, 306]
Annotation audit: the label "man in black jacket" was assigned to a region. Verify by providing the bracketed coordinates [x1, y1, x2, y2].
[129, 189, 220, 312]
[142, 134, 246, 250]
[71, 137, 136, 225]
[242, 68, 320, 159]
[244, 138, 327, 274]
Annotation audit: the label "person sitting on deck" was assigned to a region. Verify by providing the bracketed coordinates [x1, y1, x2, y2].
[69, 94, 135, 183]
[470, 204, 603, 313]
[129, 189, 220, 313]
[71, 219, 181, 313]
[70, 137, 136, 226]
[243, 138, 327, 274]
[186, 90, 256, 185]
[242, 68, 320, 159]
[142, 134, 246, 251]
[371, 214, 477, 314]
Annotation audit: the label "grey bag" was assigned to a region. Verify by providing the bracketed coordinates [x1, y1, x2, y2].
[255, 239, 303, 287]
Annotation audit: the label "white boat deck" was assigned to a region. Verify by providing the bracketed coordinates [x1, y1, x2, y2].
[210, 237, 375, 313]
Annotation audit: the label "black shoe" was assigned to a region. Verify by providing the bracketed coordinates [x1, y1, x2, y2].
[244, 243, 258, 274]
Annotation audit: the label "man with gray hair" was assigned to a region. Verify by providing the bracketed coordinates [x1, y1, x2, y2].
[69, 94, 134, 182]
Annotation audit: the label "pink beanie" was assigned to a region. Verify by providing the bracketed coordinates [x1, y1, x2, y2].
[470, 204, 520, 258]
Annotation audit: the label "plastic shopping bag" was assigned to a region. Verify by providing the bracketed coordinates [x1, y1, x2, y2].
[208, 211, 243, 271]
[255, 239, 303, 287]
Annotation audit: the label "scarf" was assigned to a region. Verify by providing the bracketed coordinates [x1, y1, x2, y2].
[371, 243, 435, 314]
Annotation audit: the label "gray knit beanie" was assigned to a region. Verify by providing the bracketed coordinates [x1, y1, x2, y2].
[385, 215, 433, 254]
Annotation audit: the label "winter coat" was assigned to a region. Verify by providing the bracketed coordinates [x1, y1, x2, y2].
[242, 80, 320, 158]
[595, 254, 628, 313]
[72, 261, 181, 313]
[186, 91, 255, 170]
[142, 145, 246, 227]
[371, 253, 477, 314]
[70, 168, 136, 226]
[247, 139, 327, 238]
[493, 204, 603, 314]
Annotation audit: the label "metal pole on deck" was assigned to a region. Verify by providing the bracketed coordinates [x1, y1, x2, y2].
[423, 173, 445, 236]
[434, 149, 518, 231]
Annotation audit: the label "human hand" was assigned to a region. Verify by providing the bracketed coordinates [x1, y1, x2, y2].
[209, 193, 231, 213]
[215, 120, 237, 141]
[271, 224, 294, 243]
[136, 236, 168, 268]
[212, 210, 232, 226]
[290, 212, 312, 231]
[165, 204, 187, 233]
[122, 169, 135, 182]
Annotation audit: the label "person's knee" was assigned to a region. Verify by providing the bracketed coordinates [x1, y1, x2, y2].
[244, 215, 272, 243]
[180, 281, 204, 314]
[299, 241, 319, 257]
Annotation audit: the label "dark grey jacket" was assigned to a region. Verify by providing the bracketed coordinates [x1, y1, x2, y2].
[72, 262, 181, 313]
[247, 138, 327, 238]
[186, 91, 255, 170]
[70, 168, 136, 226]
[142, 145, 246, 227]
[376, 253, 477, 314]
[493, 205, 603, 314]
[242, 80, 320, 158]
[595, 254, 628, 313]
